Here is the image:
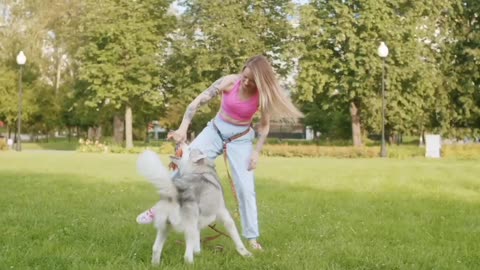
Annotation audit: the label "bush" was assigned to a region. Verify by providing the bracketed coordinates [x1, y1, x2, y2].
[0, 138, 8, 151]
[262, 145, 381, 158]
[74, 137, 480, 159]
[76, 139, 177, 155]
[261, 144, 480, 159]
[77, 139, 108, 153]
[442, 144, 480, 159]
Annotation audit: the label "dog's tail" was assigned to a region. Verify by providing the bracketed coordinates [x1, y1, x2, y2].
[137, 150, 177, 198]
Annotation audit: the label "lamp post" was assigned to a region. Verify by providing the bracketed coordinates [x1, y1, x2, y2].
[16, 51, 26, 152]
[377, 42, 388, 158]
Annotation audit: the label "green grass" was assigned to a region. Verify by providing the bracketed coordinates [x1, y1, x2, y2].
[22, 139, 79, 151]
[0, 152, 479, 270]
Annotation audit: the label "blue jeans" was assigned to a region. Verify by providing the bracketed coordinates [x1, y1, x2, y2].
[188, 115, 259, 239]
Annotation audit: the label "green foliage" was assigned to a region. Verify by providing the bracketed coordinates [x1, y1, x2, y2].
[75, 0, 174, 109]
[442, 144, 480, 160]
[76, 139, 175, 155]
[161, 0, 295, 133]
[262, 143, 480, 159]
[437, 0, 480, 136]
[302, 100, 352, 139]
[295, 0, 461, 143]
[1, 0, 479, 147]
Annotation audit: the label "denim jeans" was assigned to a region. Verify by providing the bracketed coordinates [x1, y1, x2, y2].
[188, 115, 259, 239]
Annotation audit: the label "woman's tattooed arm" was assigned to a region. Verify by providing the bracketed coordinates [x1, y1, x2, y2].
[255, 113, 270, 153]
[178, 77, 224, 131]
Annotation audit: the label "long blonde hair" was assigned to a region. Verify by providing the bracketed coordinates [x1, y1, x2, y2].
[244, 55, 304, 120]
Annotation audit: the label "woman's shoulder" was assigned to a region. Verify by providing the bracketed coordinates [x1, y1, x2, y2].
[219, 74, 241, 92]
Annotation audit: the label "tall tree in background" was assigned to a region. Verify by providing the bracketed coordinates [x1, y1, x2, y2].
[0, 0, 51, 138]
[161, 0, 295, 134]
[295, 0, 454, 146]
[441, 0, 480, 138]
[74, 0, 175, 148]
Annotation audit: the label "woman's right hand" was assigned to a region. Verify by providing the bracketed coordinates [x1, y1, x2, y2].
[167, 129, 187, 144]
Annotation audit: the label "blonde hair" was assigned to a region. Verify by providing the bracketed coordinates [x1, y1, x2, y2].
[244, 55, 304, 120]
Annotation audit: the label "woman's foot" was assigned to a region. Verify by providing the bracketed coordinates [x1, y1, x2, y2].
[136, 209, 154, 224]
[248, 239, 263, 251]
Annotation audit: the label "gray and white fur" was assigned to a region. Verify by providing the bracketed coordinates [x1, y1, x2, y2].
[137, 147, 252, 265]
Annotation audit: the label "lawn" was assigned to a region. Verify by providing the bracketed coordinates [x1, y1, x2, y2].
[0, 151, 479, 270]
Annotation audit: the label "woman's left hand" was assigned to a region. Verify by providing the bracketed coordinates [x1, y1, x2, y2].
[248, 151, 260, 171]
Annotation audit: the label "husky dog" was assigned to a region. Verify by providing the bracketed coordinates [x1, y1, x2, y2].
[137, 147, 252, 265]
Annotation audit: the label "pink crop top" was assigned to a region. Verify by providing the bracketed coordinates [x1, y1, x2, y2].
[220, 80, 259, 122]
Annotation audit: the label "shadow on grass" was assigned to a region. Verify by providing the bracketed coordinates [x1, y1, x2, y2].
[0, 171, 478, 270]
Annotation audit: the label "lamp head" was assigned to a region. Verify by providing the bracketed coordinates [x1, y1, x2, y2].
[16, 51, 26, 65]
[377, 42, 389, 58]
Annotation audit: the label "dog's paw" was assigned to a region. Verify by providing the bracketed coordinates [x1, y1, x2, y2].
[184, 255, 194, 264]
[151, 258, 161, 266]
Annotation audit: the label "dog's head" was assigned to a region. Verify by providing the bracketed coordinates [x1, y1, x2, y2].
[169, 147, 214, 175]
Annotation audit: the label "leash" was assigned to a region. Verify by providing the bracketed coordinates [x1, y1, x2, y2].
[211, 121, 251, 219]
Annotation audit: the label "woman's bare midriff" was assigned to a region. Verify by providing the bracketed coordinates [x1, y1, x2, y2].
[218, 109, 252, 126]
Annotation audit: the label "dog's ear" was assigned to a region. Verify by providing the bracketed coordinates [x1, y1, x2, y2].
[189, 149, 207, 163]
[191, 153, 207, 163]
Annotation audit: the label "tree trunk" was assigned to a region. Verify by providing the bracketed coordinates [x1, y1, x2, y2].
[125, 106, 133, 149]
[55, 49, 62, 96]
[113, 115, 124, 145]
[87, 126, 103, 141]
[349, 101, 362, 146]
[419, 130, 425, 147]
[95, 126, 102, 141]
[88, 127, 95, 141]
[146, 122, 151, 143]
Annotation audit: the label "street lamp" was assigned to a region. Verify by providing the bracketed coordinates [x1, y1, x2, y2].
[377, 42, 388, 158]
[16, 51, 26, 151]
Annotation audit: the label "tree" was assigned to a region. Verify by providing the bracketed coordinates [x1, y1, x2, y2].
[295, 0, 454, 146]
[162, 0, 296, 135]
[440, 0, 480, 138]
[74, 0, 175, 148]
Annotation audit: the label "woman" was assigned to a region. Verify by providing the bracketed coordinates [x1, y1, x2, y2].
[136, 55, 303, 250]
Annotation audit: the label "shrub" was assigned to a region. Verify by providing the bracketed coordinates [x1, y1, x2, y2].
[77, 139, 108, 153]
[262, 145, 381, 158]
[76, 138, 177, 155]
[73, 137, 480, 159]
[442, 144, 480, 159]
[0, 138, 8, 151]
[261, 144, 479, 159]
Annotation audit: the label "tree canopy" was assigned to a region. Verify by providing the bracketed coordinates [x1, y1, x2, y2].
[0, 0, 478, 146]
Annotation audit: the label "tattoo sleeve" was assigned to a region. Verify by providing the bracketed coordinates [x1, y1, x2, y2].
[179, 78, 223, 130]
[255, 115, 270, 153]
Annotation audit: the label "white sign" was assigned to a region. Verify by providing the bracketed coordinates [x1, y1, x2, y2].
[425, 134, 441, 158]
[305, 126, 314, 140]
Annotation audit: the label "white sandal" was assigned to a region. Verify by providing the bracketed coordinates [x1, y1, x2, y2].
[136, 208, 154, 224]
